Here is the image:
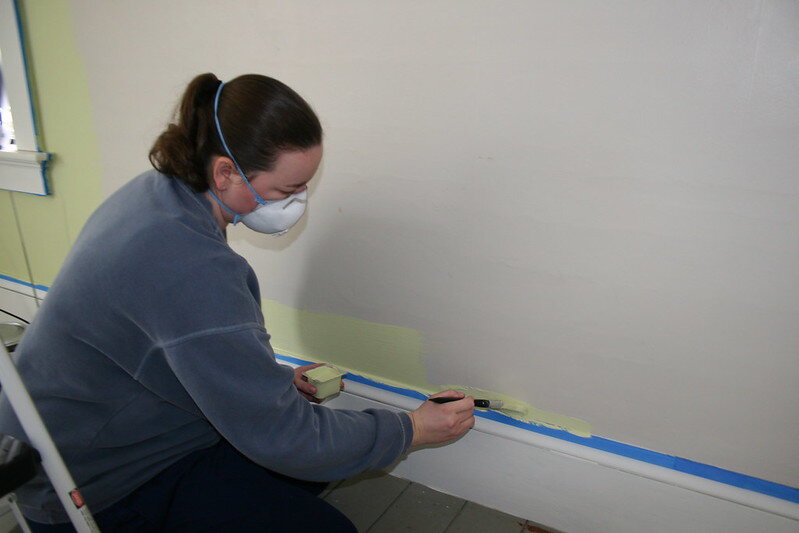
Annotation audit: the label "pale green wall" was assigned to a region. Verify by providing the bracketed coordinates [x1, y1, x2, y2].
[0, 0, 102, 288]
[0, 191, 29, 283]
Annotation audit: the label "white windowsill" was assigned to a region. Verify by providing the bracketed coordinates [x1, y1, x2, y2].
[0, 149, 51, 195]
[0, 149, 49, 164]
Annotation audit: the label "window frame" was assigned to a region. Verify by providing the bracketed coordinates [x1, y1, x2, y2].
[0, 0, 50, 195]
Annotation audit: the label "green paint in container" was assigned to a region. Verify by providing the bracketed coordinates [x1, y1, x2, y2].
[303, 364, 345, 400]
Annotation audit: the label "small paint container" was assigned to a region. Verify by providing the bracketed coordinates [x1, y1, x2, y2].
[303, 364, 345, 400]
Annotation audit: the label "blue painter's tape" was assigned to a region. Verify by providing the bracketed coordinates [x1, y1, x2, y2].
[274, 352, 799, 504]
[274, 353, 429, 401]
[36, 154, 51, 196]
[3, 275, 795, 501]
[0, 273, 31, 288]
[271, 353, 311, 367]
[344, 373, 429, 402]
[0, 274, 49, 292]
[0, 273, 33, 290]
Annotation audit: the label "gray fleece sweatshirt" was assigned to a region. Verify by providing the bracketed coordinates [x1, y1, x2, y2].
[0, 171, 413, 524]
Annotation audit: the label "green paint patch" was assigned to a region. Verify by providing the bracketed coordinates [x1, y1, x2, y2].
[13, 0, 103, 287]
[264, 299, 434, 393]
[304, 364, 344, 382]
[264, 299, 592, 437]
[440, 385, 591, 437]
[0, 192, 31, 283]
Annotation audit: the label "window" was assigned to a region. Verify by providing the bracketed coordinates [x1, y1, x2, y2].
[0, 0, 50, 195]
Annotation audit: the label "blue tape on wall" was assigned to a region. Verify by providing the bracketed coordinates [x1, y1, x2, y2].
[1, 279, 795, 506]
[275, 352, 799, 504]
[0, 274, 49, 292]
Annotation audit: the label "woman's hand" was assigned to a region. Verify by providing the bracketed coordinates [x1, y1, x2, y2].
[293, 363, 344, 403]
[408, 390, 475, 446]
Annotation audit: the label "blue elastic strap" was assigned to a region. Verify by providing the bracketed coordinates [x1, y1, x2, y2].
[212, 82, 271, 207]
[207, 189, 242, 225]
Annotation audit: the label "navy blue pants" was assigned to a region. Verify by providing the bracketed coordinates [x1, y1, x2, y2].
[28, 440, 356, 532]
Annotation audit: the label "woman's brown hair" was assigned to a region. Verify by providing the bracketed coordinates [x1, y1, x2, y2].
[149, 73, 322, 192]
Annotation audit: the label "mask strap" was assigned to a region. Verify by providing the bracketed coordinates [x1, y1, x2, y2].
[207, 188, 243, 225]
[213, 82, 270, 206]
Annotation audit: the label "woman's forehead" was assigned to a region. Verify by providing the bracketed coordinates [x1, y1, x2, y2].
[268, 145, 323, 185]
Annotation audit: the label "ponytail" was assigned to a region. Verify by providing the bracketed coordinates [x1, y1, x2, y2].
[149, 73, 222, 192]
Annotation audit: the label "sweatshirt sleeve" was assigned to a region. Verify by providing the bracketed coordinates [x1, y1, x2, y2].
[159, 324, 414, 481]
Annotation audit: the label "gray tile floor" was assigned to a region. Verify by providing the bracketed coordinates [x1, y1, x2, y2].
[322, 471, 561, 533]
[0, 474, 562, 533]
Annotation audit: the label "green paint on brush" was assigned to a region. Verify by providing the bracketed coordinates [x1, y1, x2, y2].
[264, 299, 592, 437]
[440, 385, 592, 438]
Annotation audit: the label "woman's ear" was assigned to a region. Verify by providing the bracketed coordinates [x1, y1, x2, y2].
[210, 156, 236, 191]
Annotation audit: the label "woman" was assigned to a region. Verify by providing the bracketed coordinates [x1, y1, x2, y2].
[0, 73, 475, 531]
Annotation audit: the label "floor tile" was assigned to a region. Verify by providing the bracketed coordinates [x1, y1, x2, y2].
[367, 482, 465, 532]
[0, 498, 21, 533]
[318, 480, 341, 500]
[324, 471, 410, 532]
[521, 521, 563, 533]
[444, 501, 526, 533]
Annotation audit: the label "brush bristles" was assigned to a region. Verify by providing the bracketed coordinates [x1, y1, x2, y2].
[498, 400, 527, 413]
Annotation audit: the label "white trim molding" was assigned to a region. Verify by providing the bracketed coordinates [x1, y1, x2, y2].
[0, 284, 38, 325]
[271, 355, 799, 532]
[338, 378, 799, 523]
[325, 379, 799, 533]
[0, 276, 35, 299]
[0, 150, 50, 195]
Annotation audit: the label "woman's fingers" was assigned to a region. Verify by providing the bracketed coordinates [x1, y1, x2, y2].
[428, 389, 465, 401]
[409, 394, 475, 446]
[293, 364, 324, 400]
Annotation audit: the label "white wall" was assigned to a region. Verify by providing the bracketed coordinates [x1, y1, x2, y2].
[68, 0, 798, 489]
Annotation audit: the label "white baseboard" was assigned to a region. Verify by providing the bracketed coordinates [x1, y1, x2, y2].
[0, 273, 48, 301]
[319, 371, 799, 533]
[0, 279, 33, 301]
[1, 286, 796, 532]
[0, 285, 38, 324]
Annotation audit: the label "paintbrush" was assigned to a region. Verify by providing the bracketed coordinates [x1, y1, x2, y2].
[429, 397, 505, 409]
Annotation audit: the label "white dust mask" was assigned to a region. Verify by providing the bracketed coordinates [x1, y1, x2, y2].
[239, 189, 307, 236]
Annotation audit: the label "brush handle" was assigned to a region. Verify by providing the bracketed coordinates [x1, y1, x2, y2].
[429, 397, 491, 408]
